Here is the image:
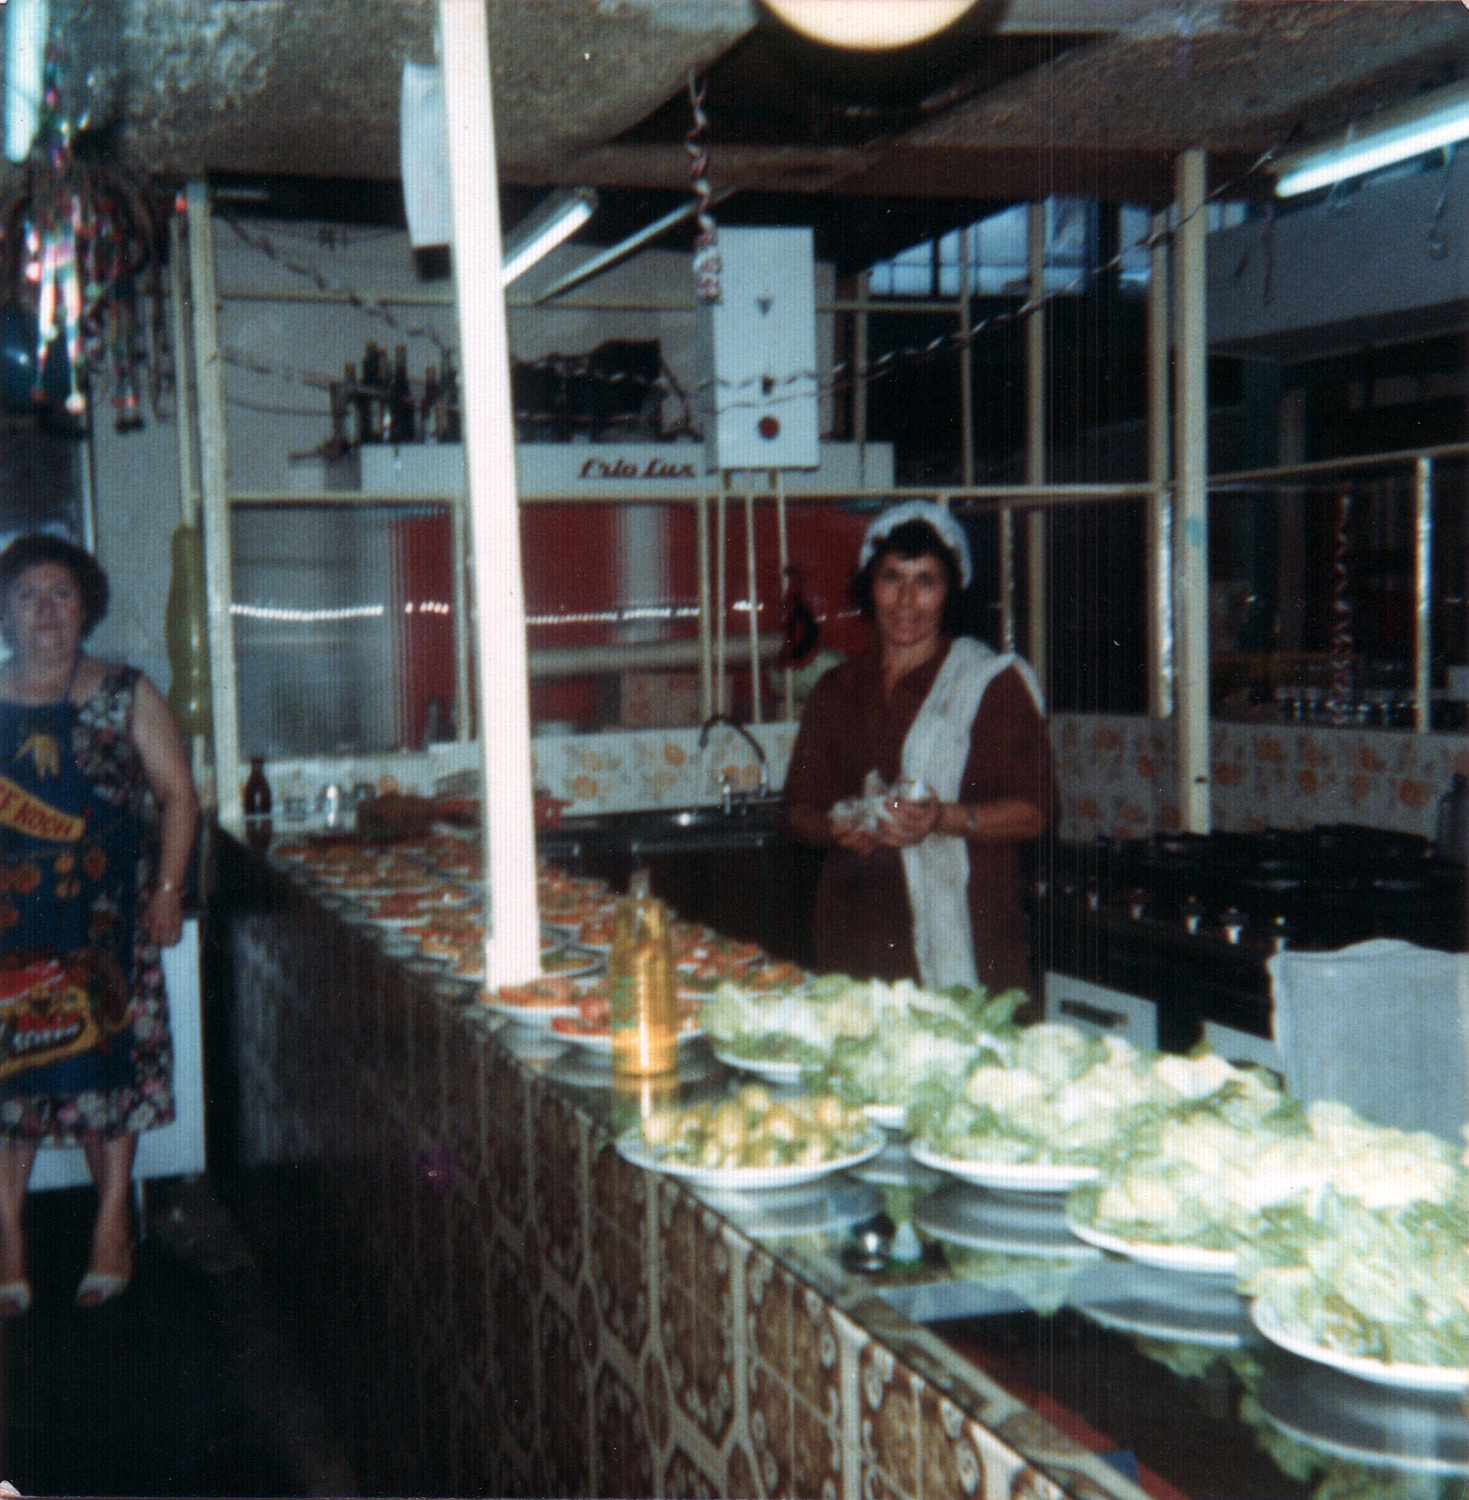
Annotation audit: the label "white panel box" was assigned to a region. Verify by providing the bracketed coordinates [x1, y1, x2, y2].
[701, 227, 820, 473]
[1044, 971, 1158, 1051]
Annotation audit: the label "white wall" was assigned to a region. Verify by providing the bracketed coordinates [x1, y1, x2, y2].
[1209, 155, 1469, 349]
[87, 401, 179, 694]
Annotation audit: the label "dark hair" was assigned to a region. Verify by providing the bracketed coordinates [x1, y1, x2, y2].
[850, 518, 966, 636]
[0, 533, 110, 635]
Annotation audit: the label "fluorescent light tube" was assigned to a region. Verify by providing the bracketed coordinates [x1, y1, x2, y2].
[1274, 80, 1469, 198]
[500, 189, 598, 287]
[4, 0, 50, 164]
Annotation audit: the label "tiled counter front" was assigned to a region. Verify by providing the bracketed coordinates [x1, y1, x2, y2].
[214, 841, 1137, 1500]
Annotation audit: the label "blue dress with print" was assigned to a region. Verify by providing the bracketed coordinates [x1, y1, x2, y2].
[0, 668, 174, 1142]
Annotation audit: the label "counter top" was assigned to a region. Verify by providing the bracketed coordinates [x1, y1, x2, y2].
[214, 834, 1469, 1500]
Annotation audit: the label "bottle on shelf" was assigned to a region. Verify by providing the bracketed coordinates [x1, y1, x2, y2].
[440, 349, 462, 443]
[420, 365, 440, 443]
[243, 756, 273, 851]
[359, 343, 387, 442]
[387, 344, 416, 445]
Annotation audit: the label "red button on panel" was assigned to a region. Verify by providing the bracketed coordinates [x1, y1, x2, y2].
[758, 415, 780, 439]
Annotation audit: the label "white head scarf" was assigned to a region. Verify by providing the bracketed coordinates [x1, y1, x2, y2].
[857, 500, 972, 589]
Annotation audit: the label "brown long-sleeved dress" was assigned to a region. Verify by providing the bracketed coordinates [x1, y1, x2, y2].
[781, 639, 1054, 1005]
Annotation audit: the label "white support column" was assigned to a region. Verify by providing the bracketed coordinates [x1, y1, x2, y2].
[186, 181, 238, 833]
[1413, 456, 1433, 734]
[439, 0, 539, 986]
[1146, 208, 1175, 720]
[1173, 150, 1210, 834]
[1024, 201, 1048, 691]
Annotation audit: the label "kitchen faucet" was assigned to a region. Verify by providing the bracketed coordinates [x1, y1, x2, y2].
[697, 714, 769, 801]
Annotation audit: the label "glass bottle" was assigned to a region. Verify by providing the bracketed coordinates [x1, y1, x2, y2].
[387, 344, 416, 445]
[243, 756, 273, 851]
[440, 349, 462, 443]
[608, 874, 677, 1078]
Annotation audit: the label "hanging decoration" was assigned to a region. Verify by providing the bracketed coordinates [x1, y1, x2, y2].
[1, 19, 165, 432]
[1325, 490, 1354, 726]
[685, 72, 721, 304]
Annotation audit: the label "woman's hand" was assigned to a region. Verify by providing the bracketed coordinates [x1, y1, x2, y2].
[875, 795, 940, 849]
[830, 815, 881, 856]
[143, 885, 185, 948]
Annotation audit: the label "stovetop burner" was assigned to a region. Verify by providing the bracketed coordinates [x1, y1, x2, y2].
[1038, 825, 1465, 1045]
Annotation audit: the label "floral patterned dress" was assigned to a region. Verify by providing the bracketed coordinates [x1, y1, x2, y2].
[0, 666, 174, 1143]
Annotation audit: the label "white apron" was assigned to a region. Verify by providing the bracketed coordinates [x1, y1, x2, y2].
[898, 638, 1043, 991]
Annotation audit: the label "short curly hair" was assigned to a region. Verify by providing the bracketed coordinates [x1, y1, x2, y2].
[849, 518, 966, 637]
[0, 533, 110, 636]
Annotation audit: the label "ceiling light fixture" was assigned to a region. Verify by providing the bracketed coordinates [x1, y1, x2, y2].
[1273, 79, 1469, 198]
[763, 0, 976, 51]
[500, 188, 599, 287]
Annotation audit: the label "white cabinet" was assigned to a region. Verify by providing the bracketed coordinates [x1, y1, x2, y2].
[1044, 972, 1158, 1051]
[1201, 1019, 1285, 1080]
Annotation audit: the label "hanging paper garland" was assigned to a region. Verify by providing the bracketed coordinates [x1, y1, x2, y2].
[4, 27, 163, 429]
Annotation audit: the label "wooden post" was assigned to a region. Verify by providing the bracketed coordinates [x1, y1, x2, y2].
[1146, 208, 1175, 720]
[186, 181, 238, 833]
[1025, 201, 1048, 690]
[1173, 149, 1210, 834]
[697, 492, 713, 722]
[439, 0, 539, 986]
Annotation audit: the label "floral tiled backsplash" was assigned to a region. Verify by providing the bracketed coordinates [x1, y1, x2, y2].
[1054, 716, 1469, 843]
[259, 716, 1465, 842]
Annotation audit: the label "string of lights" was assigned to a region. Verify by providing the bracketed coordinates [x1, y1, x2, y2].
[211, 143, 1280, 424]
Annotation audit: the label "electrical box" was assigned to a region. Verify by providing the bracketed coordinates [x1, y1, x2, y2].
[700, 227, 820, 473]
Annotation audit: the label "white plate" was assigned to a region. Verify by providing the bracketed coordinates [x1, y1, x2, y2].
[546, 1025, 703, 1055]
[711, 1048, 809, 1085]
[908, 1143, 1100, 1194]
[1063, 1216, 1239, 1275]
[693, 1178, 883, 1238]
[863, 1104, 906, 1132]
[480, 999, 582, 1027]
[616, 1125, 885, 1191]
[1252, 1302, 1469, 1394]
[540, 950, 606, 982]
[914, 1182, 1100, 1260]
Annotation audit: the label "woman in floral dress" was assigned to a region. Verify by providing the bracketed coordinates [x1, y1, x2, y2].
[0, 534, 198, 1311]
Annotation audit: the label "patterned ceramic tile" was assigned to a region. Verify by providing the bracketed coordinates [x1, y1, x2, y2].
[664, 1445, 722, 1499]
[594, 1362, 657, 1499]
[591, 1220, 651, 1363]
[747, 1359, 792, 1499]
[531, 1084, 588, 1287]
[590, 1132, 650, 1245]
[487, 1231, 539, 1453]
[919, 1386, 987, 1500]
[1053, 712, 1466, 841]
[790, 1282, 843, 1426]
[539, 1292, 592, 1495]
[860, 1341, 921, 1499]
[745, 1247, 792, 1373]
[790, 1391, 843, 1500]
[726, 1441, 759, 1500]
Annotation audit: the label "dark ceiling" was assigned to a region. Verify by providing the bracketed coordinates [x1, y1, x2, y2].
[23, 0, 1469, 262]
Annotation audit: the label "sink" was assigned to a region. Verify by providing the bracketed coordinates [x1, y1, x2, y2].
[546, 798, 784, 853]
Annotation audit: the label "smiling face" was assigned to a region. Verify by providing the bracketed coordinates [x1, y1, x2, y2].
[870, 549, 949, 657]
[2, 562, 87, 667]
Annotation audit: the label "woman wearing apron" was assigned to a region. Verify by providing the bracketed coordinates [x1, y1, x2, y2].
[0, 534, 198, 1312]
